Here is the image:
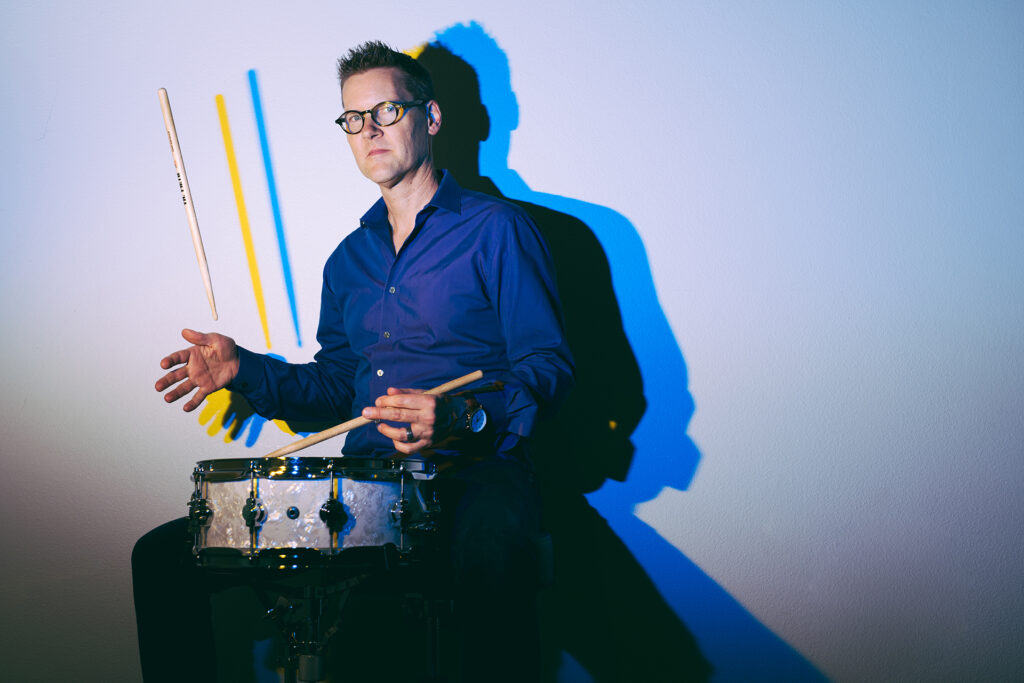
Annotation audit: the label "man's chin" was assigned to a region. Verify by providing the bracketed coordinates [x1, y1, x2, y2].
[367, 169, 410, 190]
[358, 167, 389, 184]
[358, 162, 397, 185]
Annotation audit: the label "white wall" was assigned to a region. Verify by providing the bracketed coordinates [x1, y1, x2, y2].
[1, 1, 1021, 681]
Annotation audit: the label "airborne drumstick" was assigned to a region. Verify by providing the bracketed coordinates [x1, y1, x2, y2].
[263, 370, 485, 458]
[158, 87, 218, 320]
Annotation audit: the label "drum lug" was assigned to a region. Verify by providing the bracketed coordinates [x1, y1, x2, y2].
[242, 495, 266, 530]
[389, 498, 410, 528]
[187, 490, 212, 533]
[319, 498, 348, 533]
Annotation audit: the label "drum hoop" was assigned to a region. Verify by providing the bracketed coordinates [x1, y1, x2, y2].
[193, 456, 434, 482]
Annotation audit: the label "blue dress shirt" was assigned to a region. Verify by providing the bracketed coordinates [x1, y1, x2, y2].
[230, 171, 574, 458]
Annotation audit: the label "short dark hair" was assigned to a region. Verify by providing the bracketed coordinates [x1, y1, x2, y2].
[337, 40, 435, 102]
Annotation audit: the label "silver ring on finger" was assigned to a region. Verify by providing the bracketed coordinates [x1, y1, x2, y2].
[405, 426, 415, 443]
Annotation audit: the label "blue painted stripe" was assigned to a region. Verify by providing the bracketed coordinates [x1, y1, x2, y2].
[248, 69, 302, 347]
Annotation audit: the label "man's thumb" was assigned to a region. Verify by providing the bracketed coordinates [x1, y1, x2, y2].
[181, 328, 207, 345]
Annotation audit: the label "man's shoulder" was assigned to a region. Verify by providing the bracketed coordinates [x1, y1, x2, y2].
[322, 218, 383, 277]
[334, 195, 390, 251]
[457, 186, 538, 230]
[330, 223, 369, 252]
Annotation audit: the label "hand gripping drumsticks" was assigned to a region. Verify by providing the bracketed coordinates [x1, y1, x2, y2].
[158, 88, 218, 320]
[262, 370, 485, 458]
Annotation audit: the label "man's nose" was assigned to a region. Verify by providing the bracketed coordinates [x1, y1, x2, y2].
[361, 115, 382, 137]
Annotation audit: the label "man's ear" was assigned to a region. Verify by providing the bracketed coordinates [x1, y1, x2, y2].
[426, 100, 442, 134]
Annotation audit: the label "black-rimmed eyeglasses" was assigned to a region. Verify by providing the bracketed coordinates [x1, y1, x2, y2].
[335, 100, 427, 134]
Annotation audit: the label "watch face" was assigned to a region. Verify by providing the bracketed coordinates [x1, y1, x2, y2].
[470, 408, 487, 433]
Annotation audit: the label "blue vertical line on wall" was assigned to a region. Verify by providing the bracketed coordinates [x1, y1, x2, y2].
[248, 69, 302, 347]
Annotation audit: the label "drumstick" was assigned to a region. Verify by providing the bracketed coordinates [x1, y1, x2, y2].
[263, 370, 485, 458]
[158, 87, 218, 320]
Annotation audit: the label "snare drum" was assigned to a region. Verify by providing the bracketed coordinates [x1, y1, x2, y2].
[188, 457, 438, 568]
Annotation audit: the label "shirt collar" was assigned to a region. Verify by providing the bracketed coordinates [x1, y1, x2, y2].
[359, 169, 464, 232]
[428, 169, 463, 216]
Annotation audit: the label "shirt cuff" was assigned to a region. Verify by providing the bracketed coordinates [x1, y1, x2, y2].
[227, 346, 263, 394]
[475, 382, 538, 447]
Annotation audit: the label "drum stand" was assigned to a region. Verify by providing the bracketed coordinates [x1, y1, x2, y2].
[240, 545, 452, 683]
[258, 572, 363, 682]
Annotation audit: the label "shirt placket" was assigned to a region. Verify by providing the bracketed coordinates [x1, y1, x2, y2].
[373, 265, 401, 394]
[370, 213, 426, 397]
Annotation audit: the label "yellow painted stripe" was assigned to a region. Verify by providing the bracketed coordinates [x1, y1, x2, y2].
[404, 43, 427, 59]
[215, 94, 272, 349]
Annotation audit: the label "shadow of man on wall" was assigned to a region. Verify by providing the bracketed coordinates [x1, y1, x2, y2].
[420, 23, 829, 683]
[419, 33, 711, 682]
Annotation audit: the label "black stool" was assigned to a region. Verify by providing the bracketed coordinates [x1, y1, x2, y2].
[208, 544, 451, 683]
[209, 533, 553, 682]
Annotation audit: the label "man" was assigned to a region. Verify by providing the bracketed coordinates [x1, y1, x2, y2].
[134, 41, 573, 682]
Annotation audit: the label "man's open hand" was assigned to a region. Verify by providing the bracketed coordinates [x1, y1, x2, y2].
[155, 329, 240, 412]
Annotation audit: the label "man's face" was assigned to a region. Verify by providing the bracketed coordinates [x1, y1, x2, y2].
[341, 67, 434, 188]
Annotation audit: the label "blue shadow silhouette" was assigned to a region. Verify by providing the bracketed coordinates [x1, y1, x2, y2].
[426, 22, 827, 682]
[207, 354, 329, 447]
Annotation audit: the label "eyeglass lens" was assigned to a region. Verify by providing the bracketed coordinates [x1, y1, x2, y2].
[340, 102, 403, 134]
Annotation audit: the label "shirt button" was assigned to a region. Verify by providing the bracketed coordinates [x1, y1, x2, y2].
[376, 369, 383, 377]
[388, 286, 396, 294]
[383, 331, 390, 339]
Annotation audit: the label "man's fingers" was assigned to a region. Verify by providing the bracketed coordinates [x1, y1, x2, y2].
[183, 388, 207, 413]
[365, 394, 436, 423]
[160, 348, 191, 370]
[159, 376, 211, 412]
[378, 421, 430, 444]
[392, 441, 424, 455]
[386, 387, 423, 396]
[362, 405, 408, 422]
[375, 392, 436, 409]
[155, 366, 189, 392]
[382, 421, 417, 444]
[363, 404, 436, 425]
[376, 422, 404, 440]
[386, 407, 414, 423]
[181, 328, 208, 345]
[163, 378, 196, 404]
[376, 422, 431, 445]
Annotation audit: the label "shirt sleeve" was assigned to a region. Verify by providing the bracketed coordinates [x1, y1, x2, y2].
[481, 209, 575, 445]
[227, 268, 358, 422]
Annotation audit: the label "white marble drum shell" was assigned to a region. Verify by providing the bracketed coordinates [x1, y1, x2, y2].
[198, 477, 403, 553]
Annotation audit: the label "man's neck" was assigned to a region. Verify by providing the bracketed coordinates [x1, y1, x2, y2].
[381, 163, 440, 253]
